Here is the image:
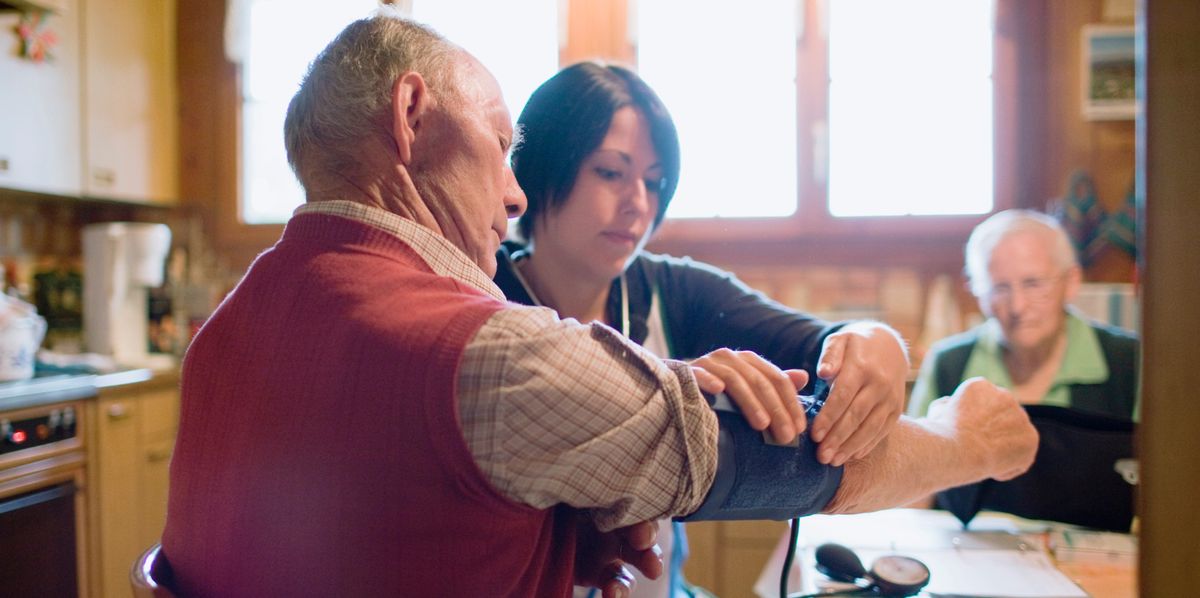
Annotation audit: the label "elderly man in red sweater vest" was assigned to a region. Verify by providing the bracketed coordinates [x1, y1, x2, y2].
[162, 8, 1037, 597]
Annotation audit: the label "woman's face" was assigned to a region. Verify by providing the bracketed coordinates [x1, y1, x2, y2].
[978, 231, 1080, 355]
[531, 106, 664, 283]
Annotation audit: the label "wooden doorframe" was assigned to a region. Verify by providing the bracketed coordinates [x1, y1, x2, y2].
[1139, 1, 1200, 595]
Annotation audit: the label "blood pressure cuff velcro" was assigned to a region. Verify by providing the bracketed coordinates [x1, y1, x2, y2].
[677, 391, 843, 522]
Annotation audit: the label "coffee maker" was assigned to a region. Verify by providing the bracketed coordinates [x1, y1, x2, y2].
[82, 222, 172, 367]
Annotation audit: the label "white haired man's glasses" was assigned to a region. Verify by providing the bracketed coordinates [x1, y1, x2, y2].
[983, 274, 1066, 305]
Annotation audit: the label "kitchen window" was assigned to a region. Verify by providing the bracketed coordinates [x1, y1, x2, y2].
[826, 0, 994, 217]
[637, 0, 995, 221]
[234, 0, 558, 225]
[232, 0, 1003, 232]
[236, 0, 378, 224]
[637, 0, 798, 219]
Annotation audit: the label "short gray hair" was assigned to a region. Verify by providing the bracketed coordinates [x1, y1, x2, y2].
[283, 8, 459, 188]
[964, 209, 1079, 297]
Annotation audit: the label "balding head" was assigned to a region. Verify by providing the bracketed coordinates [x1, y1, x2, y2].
[283, 8, 464, 191]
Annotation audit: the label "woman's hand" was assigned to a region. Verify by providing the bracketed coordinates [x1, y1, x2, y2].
[690, 349, 810, 445]
[810, 322, 909, 466]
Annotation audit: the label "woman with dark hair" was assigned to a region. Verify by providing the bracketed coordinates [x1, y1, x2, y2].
[494, 62, 910, 597]
[508, 62, 681, 240]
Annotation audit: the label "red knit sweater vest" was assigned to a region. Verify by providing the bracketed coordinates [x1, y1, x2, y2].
[163, 214, 576, 596]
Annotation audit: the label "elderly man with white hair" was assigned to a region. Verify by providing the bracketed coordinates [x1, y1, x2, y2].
[909, 209, 1139, 419]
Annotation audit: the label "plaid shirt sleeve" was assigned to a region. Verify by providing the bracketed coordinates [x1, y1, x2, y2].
[458, 304, 719, 531]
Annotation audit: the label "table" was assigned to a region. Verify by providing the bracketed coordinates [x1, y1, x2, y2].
[754, 509, 1136, 598]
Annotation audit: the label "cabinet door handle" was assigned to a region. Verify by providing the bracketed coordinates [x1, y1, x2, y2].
[92, 167, 116, 187]
[106, 403, 131, 421]
[147, 448, 173, 463]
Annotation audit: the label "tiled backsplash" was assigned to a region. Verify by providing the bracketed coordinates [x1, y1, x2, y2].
[1, 195, 234, 356]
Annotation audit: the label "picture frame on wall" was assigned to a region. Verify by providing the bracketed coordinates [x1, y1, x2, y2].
[1082, 24, 1136, 120]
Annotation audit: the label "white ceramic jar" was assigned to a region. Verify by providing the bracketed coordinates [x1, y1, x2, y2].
[0, 305, 46, 382]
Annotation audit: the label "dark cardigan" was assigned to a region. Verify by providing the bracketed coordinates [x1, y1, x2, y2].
[495, 242, 844, 393]
[927, 320, 1139, 420]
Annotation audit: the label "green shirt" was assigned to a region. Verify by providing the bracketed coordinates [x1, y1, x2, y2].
[907, 310, 1117, 417]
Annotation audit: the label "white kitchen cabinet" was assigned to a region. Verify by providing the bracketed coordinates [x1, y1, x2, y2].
[0, 1, 83, 196]
[81, 0, 178, 204]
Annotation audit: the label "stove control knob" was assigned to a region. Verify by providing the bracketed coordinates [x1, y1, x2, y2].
[62, 408, 76, 436]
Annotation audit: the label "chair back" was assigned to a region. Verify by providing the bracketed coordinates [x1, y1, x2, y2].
[131, 543, 178, 598]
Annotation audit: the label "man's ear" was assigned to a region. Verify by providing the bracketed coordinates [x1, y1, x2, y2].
[1062, 264, 1083, 303]
[392, 71, 429, 165]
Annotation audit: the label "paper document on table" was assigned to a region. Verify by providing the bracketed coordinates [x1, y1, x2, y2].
[851, 547, 1088, 598]
[1049, 528, 1137, 565]
[757, 511, 1110, 598]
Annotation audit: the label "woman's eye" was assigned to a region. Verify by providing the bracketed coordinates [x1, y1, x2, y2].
[645, 178, 664, 193]
[595, 167, 623, 181]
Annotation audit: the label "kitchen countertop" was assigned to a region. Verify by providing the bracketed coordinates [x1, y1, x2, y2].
[0, 366, 178, 413]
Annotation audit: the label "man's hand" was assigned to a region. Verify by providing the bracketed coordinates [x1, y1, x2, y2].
[822, 377, 1038, 514]
[690, 349, 810, 445]
[926, 377, 1039, 481]
[574, 516, 662, 598]
[810, 322, 909, 465]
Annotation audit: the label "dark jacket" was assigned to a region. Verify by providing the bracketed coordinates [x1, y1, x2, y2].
[926, 321, 1138, 420]
[495, 242, 843, 392]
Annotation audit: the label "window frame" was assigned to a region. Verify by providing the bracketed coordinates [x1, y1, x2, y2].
[188, 0, 1032, 271]
[648, 0, 1022, 253]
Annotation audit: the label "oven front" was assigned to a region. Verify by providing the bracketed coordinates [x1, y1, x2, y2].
[0, 401, 88, 597]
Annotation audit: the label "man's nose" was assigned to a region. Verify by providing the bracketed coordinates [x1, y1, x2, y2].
[1006, 289, 1029, 312]
[504, 170, 527, 218]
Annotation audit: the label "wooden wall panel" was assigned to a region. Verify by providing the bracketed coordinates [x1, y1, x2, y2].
[177, 0, 279, 274]
[1034, 1, 1137, 282]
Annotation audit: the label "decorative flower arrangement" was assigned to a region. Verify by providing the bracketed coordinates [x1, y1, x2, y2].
[14, 10, 57, 63]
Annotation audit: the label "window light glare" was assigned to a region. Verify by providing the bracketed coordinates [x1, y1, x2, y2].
[639, 0, 798, 219]
[240, 0, 558, 225]
[241, 0, 377, 225]
[828, 0, 994, 217]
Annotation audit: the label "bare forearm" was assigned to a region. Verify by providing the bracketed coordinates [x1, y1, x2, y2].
[822, 416, 986, 514]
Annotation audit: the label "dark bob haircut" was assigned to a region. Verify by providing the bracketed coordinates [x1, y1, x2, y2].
[511, 62, 681, 240]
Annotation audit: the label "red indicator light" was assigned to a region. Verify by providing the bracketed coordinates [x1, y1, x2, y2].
[11, 430, 27, 444]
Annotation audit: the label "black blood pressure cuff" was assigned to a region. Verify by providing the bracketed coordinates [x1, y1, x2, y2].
[677, 384, 843, 522]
